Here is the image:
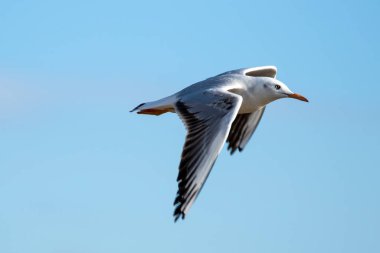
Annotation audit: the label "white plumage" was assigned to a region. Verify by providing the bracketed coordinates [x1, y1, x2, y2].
[131, 66, 308, 221]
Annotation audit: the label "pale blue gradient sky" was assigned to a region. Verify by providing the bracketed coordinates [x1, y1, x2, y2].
[1, 0, 379, 252]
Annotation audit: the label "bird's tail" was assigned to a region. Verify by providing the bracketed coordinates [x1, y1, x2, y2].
[130, 95, 176, 116]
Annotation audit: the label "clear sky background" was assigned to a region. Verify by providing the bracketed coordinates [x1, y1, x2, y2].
[1, 0, 379, 252]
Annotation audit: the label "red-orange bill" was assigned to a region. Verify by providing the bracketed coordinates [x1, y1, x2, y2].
[288, 93, 309, 102]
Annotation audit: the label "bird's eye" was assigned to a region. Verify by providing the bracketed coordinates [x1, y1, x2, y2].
[275, 84, 281, 90]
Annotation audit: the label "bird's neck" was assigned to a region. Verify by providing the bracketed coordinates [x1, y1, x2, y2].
[249, 79, 274, 105]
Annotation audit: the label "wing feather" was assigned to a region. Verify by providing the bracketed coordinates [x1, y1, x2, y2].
[227, 107, 266, 154]
[173, 90, 242, 221]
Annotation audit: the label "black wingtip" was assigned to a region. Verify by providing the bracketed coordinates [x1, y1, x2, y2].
[173, 194, 183, 205]
[173, 211, 185, 222]
[227, 143, 244, 155]
[227, 145, 238, 155]
[173, 196, 186, 223]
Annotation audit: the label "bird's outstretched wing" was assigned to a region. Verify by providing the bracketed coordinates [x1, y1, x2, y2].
[173, 90, 242, 221]
[226, 107, 265, 154]
[220, 66, 277, 78]
[243, 66, 277, 78]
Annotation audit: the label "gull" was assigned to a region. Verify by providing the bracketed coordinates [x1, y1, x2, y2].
[131, 66, 308, 221]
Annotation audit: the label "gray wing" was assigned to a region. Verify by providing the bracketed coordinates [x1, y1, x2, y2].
[173, 90, 242, 221]
[243, 66, 277, 78]
[226, 107, 265, 154]
[220, 66, 277, 78]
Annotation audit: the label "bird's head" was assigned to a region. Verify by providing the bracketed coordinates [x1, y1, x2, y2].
[258, 78, 309, 104]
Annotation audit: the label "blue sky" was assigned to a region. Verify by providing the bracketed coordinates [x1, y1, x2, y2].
[1, 0, 379, 252]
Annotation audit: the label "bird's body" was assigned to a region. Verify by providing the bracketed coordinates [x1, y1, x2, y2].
[131, 66, 308, 221]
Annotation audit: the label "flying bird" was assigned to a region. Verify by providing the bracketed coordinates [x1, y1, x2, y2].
[131, 66, 308, 221]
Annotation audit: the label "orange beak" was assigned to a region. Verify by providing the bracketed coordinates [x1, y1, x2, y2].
[288, 93, 309, 102]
